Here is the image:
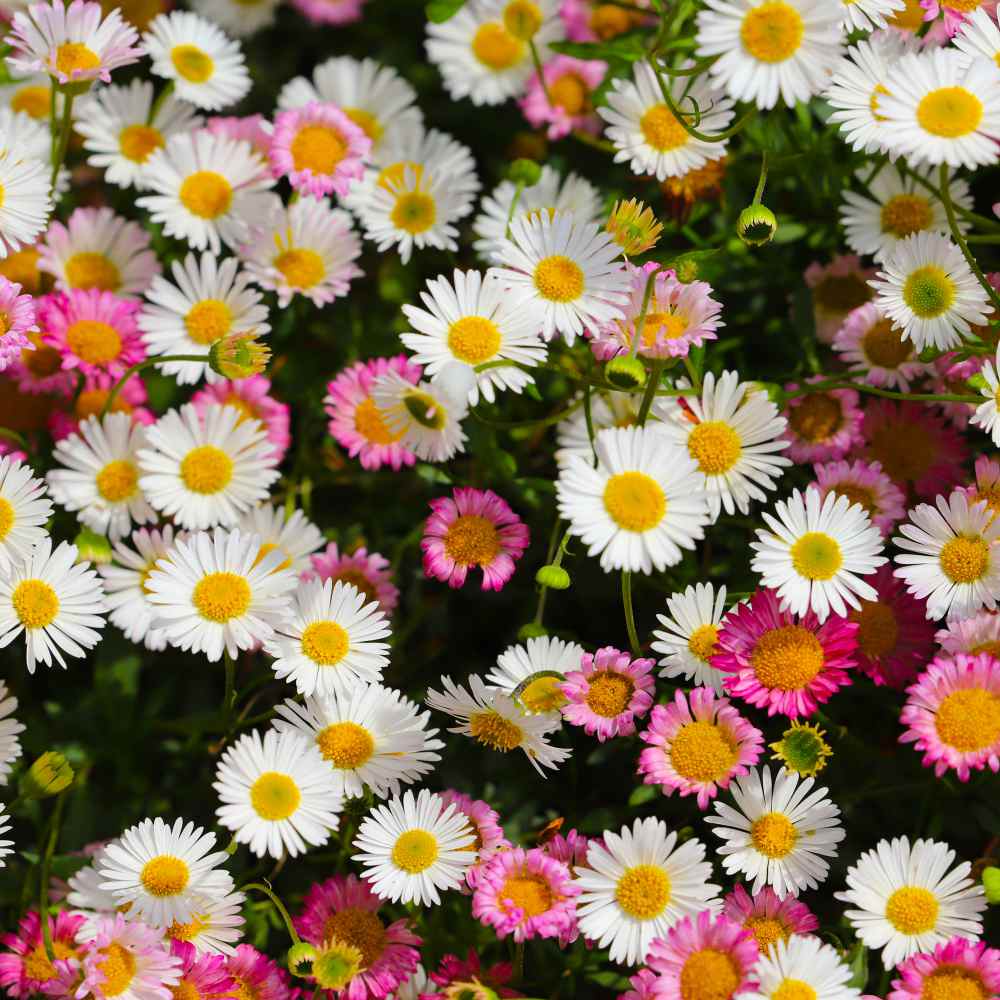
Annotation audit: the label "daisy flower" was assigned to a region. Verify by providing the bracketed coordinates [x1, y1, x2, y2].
[485, 634, 585, 715]
[240, 195, 362, 308]
[937, 605, 1000, 658]
[162, 890, 246, 956]
[750, 488, 886, 622]
[555, 387, 647, 467]
[696, 0, 843, 110]
[0, 278, 37, 371]
[166, 943, 235, 1000]
[190, 0, 281, 37]
[425, 673, 570, 775]
[310, 542, 399, 617]
[7, 0, 142, 87]
[490, 210, 628, 344]
[352, 788, 475, 906]
[234, 504, 322, 575]
[521, 54, 605, 140]
[8, 332, 74, 397]
[138, 252, 270, 386]
[0, 455, 53, 572]
[573, 816, 721, 966]
[0, 152, 51, 261]
[889, 937, 1000, 1000]
[805, 254, 877, 345]
[214, 727, 342, 859]
[192, 378, 290, 464]
[224, 946, 287, 1000]
[893, 489, 1000, 621]
[972, 345, 1000, 447]
[652, 582, 729, 692]
[137, 403, 279, 530]
[722, 884, 818, 955]
[0, 910, 85, 998]
[654, 370, 792, 520]
[739, 934, 861, 1000]
[50, 372, 155, 442]
[293, 875, 421, 1000]
[781, 384, 862, 464]
[811, 459, 906, 538]
[835, 836, 987, 968]
[559, 645, 654, 741]
[273, 683, 443, 800]
[439, 789, 509, 884]
[0, 683, 24, 785]
[832, 304, 929, 392]
[638, 687, 765, 810]
[840, 0, 904, 28]
[144, 527, 297, 662]
[204, 115, 273, 156]
[0, 806, 12, 868]
[97, 817, 234, 928]
[0, 536, 106, 673]
[599, 60, 735, 181]
[953, 7, 1000, 64]
[899, 651, 1000, 781]
[556, 425, 711, 574]
[713, 588, 859, 719]
[472, 848, 579, 943]
[706, 764, 846, 898]
[264, 577, 390, 697]
[77, 914, 180, 1000]
[421, 487, 530, 591]
[371, 369, 468, 463]
[47, 412, 154, 542]
[137, 131, 273, 255]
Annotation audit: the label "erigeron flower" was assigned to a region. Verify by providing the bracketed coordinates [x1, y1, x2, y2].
[722, 884, 818, 955]
[223, 945, 286, 1000]
[165, 943, 235, 1000]
[560, 646, 654, 741]
[371, 370, 468, 463]
[310, 543, 399, 619]
[781, 384, 863, 464]
[971, 344, 1000, 446]
[76, 913, 181, 1000]
[652, 582, 729, 692]
[805, 254, 876, 345]
[555, 387, 647, 468]
[0, 455, 53, 573]
[162, 890, 246, 956]
[0, 909, 85, 997]
[191, 0, 281, 38]
[937, 603, 1000, 658]
[236, 504, 323, 575]
[440, 789, 510, 886]
[889, 937, 1000, 1000]
[485, 635, 585, 716]
[953, 7, 1000, 65]
[738, 934, 862, 1000]
[0, 278, 37, 372]
[521, 54, 605, 140]
[810, 459, 906, 539]
[0, 683, 23, 787]
[832, 304, 929, 392]
[192, 377, 290, 464]
[0, 152, 51, 261]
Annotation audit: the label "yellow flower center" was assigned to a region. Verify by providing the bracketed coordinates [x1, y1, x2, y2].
[971, 639, 1000, 657]
[184, 299, 232, 345]
[533, 254, 584, 303]
[751, 625, 824, 691]
[354, 397, 402, 445]
[23, 941, 76, 983]
[469, 709, 523, 751]
[179, 171, 233, 220]
[96, 459, 139, 503]
[55, 42, 101, 76]
[12, 579, 59, 629]
[740, 2, 804, 63]
[274, 248, 325, 290]
[96, 943, 136, 998]
[0, 497, 14, 541]
[10, 85, 51, 119]
[290, 123, 348, 175]
[316, 721, 375, 768]
[447, 315, 501, 364]
[390, 192, 436, 235]
[376, 160, 422, 192]
[934, 688, 1000, 752]
[471, 22, 524, 70]
[192, 572, 251, 623]
[300, 620, 350, 666]
[921, 967, 990, 1000]
[851, 599, 898, 659]
[503, 0, 543, 39]
[65, 252, 120, 292]
[688, 420, 742, 475]
[862, 318, 912, 368]
[773, 980, 817, 1000]
[885, 886, 939, 935]
[21, 336, 62, 378]
[250, 771, 301, 821]
[744, 916, 789, 954]
[180, 444, 233, 494]
[323, 909, 386, 970]
[870, 83, 890, 121]
[640, 104, 688, 152]
[550, 72, 588, 114]
[519, 675, 567, 712]
[166, 914, 207, 942]
[344, 108, 381, 142]
[939, 536, 990, 584]
[644, 311, 688, 344]
[66, 320, 122, 365]
[903, 265, 956, 319]
[119, 124, 164, 164]
[171, 44, 214, 83]
[812, 273, 871, 312]
[172, 979, 200, 1000]
[614, 864, 671, 919]
[916, 87, 983, 139]
[881, 194, 934, 240]
[889, 0, 927, 28]
[140, 855, 190, 897]
[790, 531, 843, 581]
[680, 949, 742, 1000]
[443, 514, 501, 567]
[500, 873, 553, 918]
[584, 670, 635, 718]
[391, 829, 438, 874]
[603, 470, 666, 532]
[788, 393, 842, 443]
[831, 484, 877, 518]
[669, 720, 738, 782]
[687, 623, 720, 663]
[750, 812, 798, 859]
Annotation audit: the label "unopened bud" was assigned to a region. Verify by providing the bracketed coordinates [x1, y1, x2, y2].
[209, 333, 270, 379]
[605, 354, 647, 390]
[967, 372, 989, 393]
[286, 942, 317, 978]
[535, 565, 570, 590]
[517, 622, 548, 640]
[21, 751, 74, 799]
[508, 158, 542, 187]
[74, 527, 112, 565]
[984, 866, 1000, 904]
[737, 204, 778, 247]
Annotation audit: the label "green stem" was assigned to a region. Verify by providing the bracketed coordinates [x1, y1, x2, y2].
[100, 354, 208, 417]
[630, 267, 660, 359]
[637, 362, 664, 425]
[222, 652, 236, 726]
[241, 882, 301, 945]
[790, 377, 980, 405]
[583, 382, 598, 467]
[0, 427, 27, 448]
[751, 151, 769, 206]
[50, 89, 74, 193]
[652, 61, 755, 143]
[621, 570, 641, 657]
[528, 39, 552, 108]
[966, 235, 1000, 245]
[504, 180, 525, 240]
[146, 80, 174, 125]
[39, 792, 67, 961]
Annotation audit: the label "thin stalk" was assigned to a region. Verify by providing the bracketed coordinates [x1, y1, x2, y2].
[621, 570, 641, 657]
[39, 792, 67, 960]
[789, 377, 980, 405]
[630, 267, 660, 359]
[653, 62, 755, 143]
[751, 151, 768, 206]
[583, 382, 598, 467]
[241, 882, 301, 945]
[504, 180, 525, 240]
[939, 162, 1000, 313]
[50, 89, 74, 193]
[637, 362, 664, 425]
[100, 354, 208, 417]
[222, 652, 236, 726]
[528, 39, 552, 108]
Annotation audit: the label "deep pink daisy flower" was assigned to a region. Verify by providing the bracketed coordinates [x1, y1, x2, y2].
[721, 884, 819, 955]
[426, 949, 519, 999]
[560, 645, 655, 740]
[936, 608, 1000, 660]
[646, 910, 759, 1000]
[637, 687, 764, 809]
[472, 847, 580, 944]
[781, 379, 863, 463]
[309, 541, 399, 616]
[191, 376, 291, 464]
[439, 789, 510, 888]
[421, 487, 530, 591]
[900, 651, 1000, 781]
[41, 289, 145, 379]
[803, 254, 876, 345]
[618, 967, 659, 1000]
[324, 355, 422, 471]
[920, 0, 997, 35]
[889, 936, 1000, 1000]
[847, 564, 935, 690]
[541, 827, 595, 869]
[520, 55, 606, 140]
[168, 941, 234, 1000]
[225, 945, 289, 1000]
[0, 278, 38, 372]
[9, 329, 75, 398]
[48, 372, 153, 441]
[205, 115, 273, 157]
[0, 910, 85, 998]
[712, 589, 858, 719]
[290, 0, 367, 25]
[559, 0, 653, 41]
[810, 458, 906, 537]
[294, 874, 421, 1000]
[269, 101, 371, 199]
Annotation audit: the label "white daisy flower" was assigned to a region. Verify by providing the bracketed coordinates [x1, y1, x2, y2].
[144, 11, 251, 111]
[66, 844, 120, 933]
[839, 0, 903, 29]
[696, 0, 843, 110]
[138, 403, 280, 530]
[0, 107, 59, 182]
[138, 252, 271, 386]
[892, 489, 1000, 622]
[145, 527, 297, 661]
[0, 455, 53, 573]
[190, 0, 281, 38]
[98, 816, 235, 928]
[706, 765, 846, 898]
[599, 60, 735, 181]
[425, 673, 571, 776]
[651, 582, 728, 693]
[834, 836, 987, 968]
[573, 816, 721, 966]
[0, 149, 51, 259]
[485, 634, 585, 715]
[0, 536, 106, 673]
[264, 577, 391, 698]
[839, 163, 971, 264]
[352, 788, 475, 905]
[371, 369, 468, 463]
[0, 73, 57, 121]
[0, 805, 14, 867]
[490, 211, 628, 344]
[400, 269, 546, 405]
[214, 727, 342, 859]
[137, 131, 274, 255]
[0, 682, 24, 785]
[557, 425, 711, 575]
[240, 194, 362, 308]
[870, 231, 990, 352]
[953, 7, 1000, 67]
[555, 389, 648, 468]
[47, 413, 156, 543]
[237, 504, 324, 575]
[751, 488, 886, 622]
[273, 683, 444, 799]
[162, 888, 246, 956]
[74, 79, 203, 190]
[972, 345, 1000, 447]
[878, 48, 1000, 169]
[737, 934, 862, 1000]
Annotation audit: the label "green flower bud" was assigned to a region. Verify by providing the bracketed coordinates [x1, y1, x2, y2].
[517, 622, 548, 640]
[508, 158, 542, 187]
[967, 372, 989, 393]
[286, 942, 317, 978]
[535, 564, 570, 590]
[605, 354, 647, 390]
[21, 751, 74, 799]
[737, 204, 778, 247]
[208, 333, 270, 379]
[674, 259, 699, 283]
[74, 527, 113, 565]
[984, 866, 1000, 904]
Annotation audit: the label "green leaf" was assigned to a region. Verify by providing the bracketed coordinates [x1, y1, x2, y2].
[628, 784, 657, 806]
[846, 942, 868, 990]
[549, 34, 648, 63]
[425, 0, 465, 22]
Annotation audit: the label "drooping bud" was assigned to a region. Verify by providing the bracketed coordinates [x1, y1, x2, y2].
[605, 354, 647, 389]
[517, 622, 548, 640]
[535, 564, 570, 590]
[286, 942, 317, 978]
[737, 204, 778, 247]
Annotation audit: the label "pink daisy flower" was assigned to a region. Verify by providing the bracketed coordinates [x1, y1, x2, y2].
[936, 608, 1000, 659]
[520, 56, 606, 140]
[963, 455, 1000, 524]
[921, 0, 997, 34]
[472, 847, 580, 944]
[900, 651, 1000, 781]
[0, 278, 38, 372]
[309, 541, 399, 616]
[9, 331, 75, 397]
[712, 588, 858, 719]
[293, 874, 421, 1000]
[810, 458, 906, 537]
[324, 355, 422, 471]
[168, 942, 233, 1000]
[48, 372, 153, 441]
[928, 353, 983, 430]
[225, 945, 288, 1000]
[439, 789, 510, 888]
[848, 564, 935, 690]
[889, 937, 1000, 1000]
[637, 687, 764, 809]
[541, 826, 594, 869]
[427, 950, 518, 999]
[781, 380, 863, 463]
[589, 263, 722, 362]
[559, 0, 652, 41]
[77, 913, 180, 1000]
[646, 911, 759, 1000]
[290, 0, 367, 25]
[0, 910, 85, 998]
[721, 884, 818, 955]
[804, 254, 876, 345]
[619, 968, 659, 1000]
[269, 102, 371, 199]
[205, 115, 273, 157]
[560, 645, 655, 740]
[190, 376, 291, 464]
[832, 303, 929, 391]
[421, 487, 530, 591]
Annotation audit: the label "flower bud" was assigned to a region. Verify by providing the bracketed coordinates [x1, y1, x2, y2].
[311, 940, 362, 991]
[605, 354, 647, 390]
[507, 158, 542, 187]
[967, 372, 989, 393]
[21, 751, 74, 799]
[674, 258, 699, 283]
[535, 564, 570, 590]
[606, 198, 663, 257]
[517, 622, 548, 640]
[286, 943, 317, 978]
[209, 333, 270, 379]
[736, 204, 778, 247]
[73, 527, 112, 565]
[984, 866, 1000, 904]
[441, 982, 500, 1000]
